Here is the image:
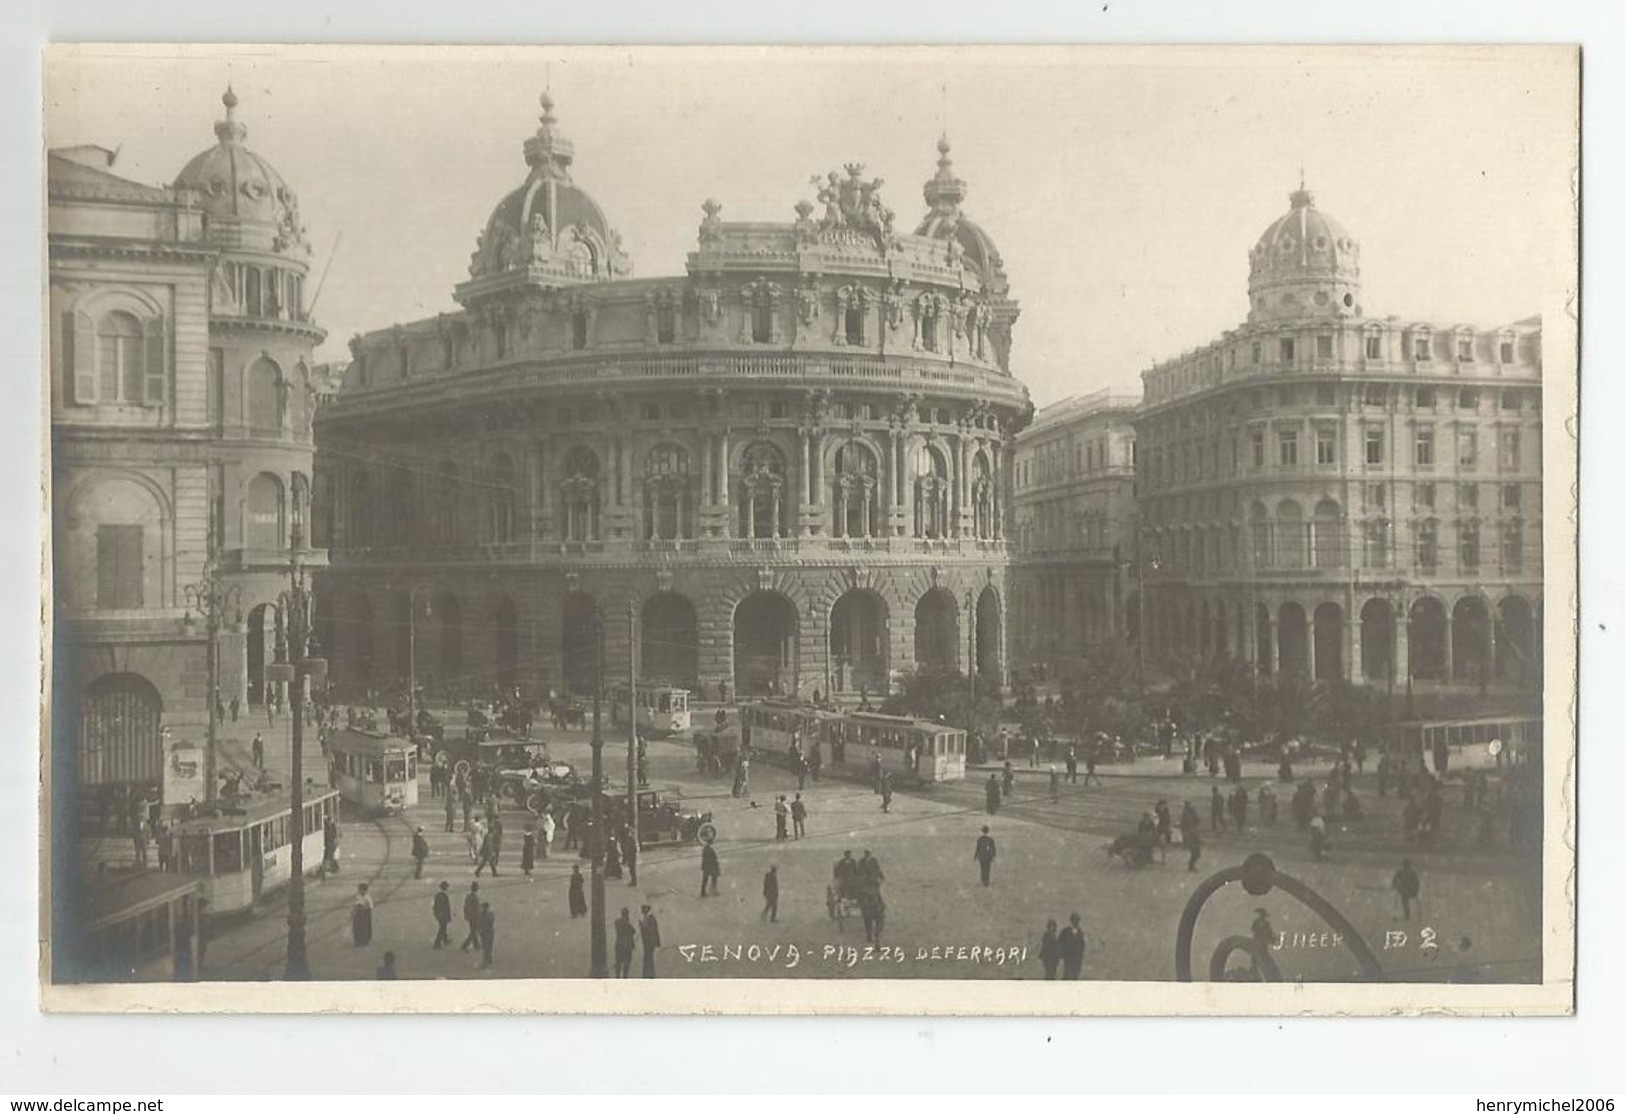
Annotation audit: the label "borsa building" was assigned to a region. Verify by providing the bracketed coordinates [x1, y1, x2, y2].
[1134, 183, 1542, 691]
[314, 97, 1030, 703]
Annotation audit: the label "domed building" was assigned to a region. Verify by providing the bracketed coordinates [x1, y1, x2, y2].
[1133, 182, 1544, 692]
[49, 89, 325, 822]
[313, 98, 1030, 704]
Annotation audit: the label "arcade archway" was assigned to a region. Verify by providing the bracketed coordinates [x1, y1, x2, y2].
[914, 588, 960, 673]
[733, 591, 798, 697]
[830, 590, 889, 697]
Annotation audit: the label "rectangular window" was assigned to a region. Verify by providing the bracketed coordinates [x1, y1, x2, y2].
[1364, 519, 1391, 567]
[640, 403, 660, 421]
[1280, 338, 1296, 363]
[1364, 384, 1386, 407]
[845, 308, 864, 346]
[1501, 520, 1524, 572]
[1458, 387, 1479, 411]
[1500, 429, 1521, 471]
[1460, 521, 1480, 572]
[96, 524, 143, 609]
[1457, 338, 1475, 361]
[1459, 482, 1479, 511]
[1316, 429, 1337, 466]
[1500, 340, 1516, 363]
[1364, 428, 1385, 466]
[572, 311, 590, 350]
[1500, 389, 1521, 411]
[1367, 483, 1387, 510]
[921, 316, 939, 352]
[1278, 430, 1299, 467]
[656, 304, 677, 344]
[1502, 483, 1521, 511]
[752, 303, 773, 344]
[1365, 334, 1383, 360]
[1457, 429, 1479, 468]
[1417, 482, 1436, 509]
[1316, 335, 1334, 360]
[1415, 427, 1435, 467]
[1251, 431, 1266, 468]
[1414, 336, 1432, 361]
[1415, 386, 1436, 409]
[1417, 520, 1439, 572]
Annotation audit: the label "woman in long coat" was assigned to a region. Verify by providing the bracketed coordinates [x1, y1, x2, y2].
[351, 883, 374, 946]
[520, 828, 537, 878]
[568, 864, 588, 918]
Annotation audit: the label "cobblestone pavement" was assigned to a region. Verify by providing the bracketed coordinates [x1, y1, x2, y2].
[196, 718, 1542, 983]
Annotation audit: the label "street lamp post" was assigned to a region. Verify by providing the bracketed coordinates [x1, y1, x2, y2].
[266, 523, 327, 981]
[587, 606, 608, 977]
[626, 600, 640, 875]
[184, 533, 242, 807]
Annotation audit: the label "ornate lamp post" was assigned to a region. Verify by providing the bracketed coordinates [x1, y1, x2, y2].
[586, 604, 608, 977]
[183, 529, 242, 806]
[265, 523, 326, 981]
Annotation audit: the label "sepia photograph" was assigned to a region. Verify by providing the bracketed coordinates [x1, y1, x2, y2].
[38, 43, 1578, 1015]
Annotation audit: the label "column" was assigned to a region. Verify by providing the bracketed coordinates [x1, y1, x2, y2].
[718, 429, 731, 507]
[1264, 614, 1278, 674]
[1485, 606, 1497, 684]
[834, 489, 846, 538]
[1306, 614, 1318, 681]
[701, 434, 714, 504]
[800, 429, 812, 507]
[770, 488, 781, 538]
[860, 487, 872, 538]
[1395, 605, 1410, 682]
[1347, 603, 1362, 683]
[1443, 610, 1455, 681]
[744, 489, 755, 539]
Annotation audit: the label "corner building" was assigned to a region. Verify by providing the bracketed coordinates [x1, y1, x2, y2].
[1134, 184, 1542, 692]
[315, 99, 1030, 703]
[48, 90, 325, 808]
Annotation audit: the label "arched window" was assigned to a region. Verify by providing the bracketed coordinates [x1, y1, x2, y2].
[645, 443, 692, 541]
[1249, 500, 1271, 568]
[1310, 498, 1343, 568]
[915, 446, 951, 539]
[487, 453, 517, 544]
[245, 473, 285, 551]
[1276, 500, 1306, 568]
[737, 442, 786, 539]
[971, 451, 995, 539]
[561, 446, 601, 542]
[247, 357, 284, 433]
[96, 311, 145, 403]
[831, 441, 880, 539]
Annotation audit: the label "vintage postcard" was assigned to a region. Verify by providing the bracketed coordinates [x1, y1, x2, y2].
[39, 43, 1578, 1015]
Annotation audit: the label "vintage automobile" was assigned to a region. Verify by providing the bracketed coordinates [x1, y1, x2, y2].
[606, 788, 715, 849]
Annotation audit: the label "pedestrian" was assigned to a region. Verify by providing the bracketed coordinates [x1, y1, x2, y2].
[774, 795, 789, 840]
[1155, 799, 1173, 845]
[155, 820, 173, 871]
[700, 840, 721, 897]
[411, 825, 429, 879]
[1049, 765, 1060, 803]
[1039, 919, 1061, 980]
[622, 829, 638, 887]
[1230, 786, 1250, 831]
[871, 753, 884, 795]
[762, 865, 780, 923]
[568, 864, 588, 918]
[230, 694, 240, 723]
[613, 908, 636, 977]
[376, 951, 398, 980]
[639, 904, 661, 977]
[1002, 760, 1015, 799]
[432, 881, 453, 948]
[132, 813, 149, 868]
[1065, 745, 1078, 784]
[1259, 782, 1278, 826]
[974, 825, 997, 887]
[323, 813, 341, 874]
[1083, 747, 1101, 787]
[443, 782, 457, 832]
[1058, 912, 1086, 980]
[461, 787, 474, 834]
[791, 793, 807, 839]
[460, 882, 482, 950]
[1392, 858, 1422, 921]
[605, 835, 623, 880]
[1182, 816, 1202, 872]
[478, 901, 496, 969]
[351, 883, 374, 946]
[1309, 812, 1329, 860]
[880, 772, 894, 813]
[539, 808, 556, 859]
[251, 731, 265, 768]
[521, 827, 536, 879]
[1210, 785, 1227, 832]
[468, 816, 485, 863]
[833, 850, 858, 899]
[267, 697, 276, 727]
[985, 773, 1001, 815]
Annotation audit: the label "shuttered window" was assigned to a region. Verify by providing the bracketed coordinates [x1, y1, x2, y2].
[96, 524, 143, 609]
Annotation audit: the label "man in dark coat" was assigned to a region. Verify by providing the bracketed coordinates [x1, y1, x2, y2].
[761, 865, 780, 922]
[432, 881, 453, 948]
[639, 904, 661, 977]
[613, 908, 637, 977]
[1392, 858, 1422, 920]
[791, 793, 808, 839]
[880, 772, 894, 814]
[322, 814, 341, 874]
[411, 826, 430, 879]
[973, 826, 997, 887]
[985, 774, 1001, 814]
[460, 882, 482, 951]
[568, 864, 588, 918]
[478, 901, 496, 969]
[700, 842, 721, 896]
[834, 850, 857, 898]
[1058, 912, 1086, 979]
[1180, 801, 1203, 871]
[1210, 785, 1227, 832]
[1154, 800, 1174, 845]
[1065, 744, 1078, 784]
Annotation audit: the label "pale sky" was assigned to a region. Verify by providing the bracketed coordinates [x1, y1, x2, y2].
[45, 44, 1576, 408]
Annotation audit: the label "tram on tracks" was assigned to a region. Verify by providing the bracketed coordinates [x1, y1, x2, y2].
[609, 683, 691, 737]
[169, 788, 341, 915]
[739, 700, 968, 783]
[328, 727, 419, 816]
[1381, 714, 1542, 773]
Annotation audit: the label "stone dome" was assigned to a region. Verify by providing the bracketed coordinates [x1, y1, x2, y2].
[463, 92, 630, 289]
[914, 136, 1010, 297]
[1246, 183, 1361, 321]
[172, 88, 308, 254]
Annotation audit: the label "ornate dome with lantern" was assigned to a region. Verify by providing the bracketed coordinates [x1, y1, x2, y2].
[172, 88, 310, 255]
[1246, 181, 1361, 323]
[914, 135, 1012, 300]
[458, 92, 632, 304]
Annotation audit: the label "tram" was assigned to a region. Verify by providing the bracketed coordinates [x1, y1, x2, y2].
[608, 683, 691, 737]
[1382, 714, 1541, 773]
[328, 727, 419, 816]
[738, 700, 967, 784]
[169, 788, 341, 915]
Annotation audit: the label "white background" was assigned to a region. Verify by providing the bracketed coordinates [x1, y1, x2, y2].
[2, 0, 1618, 1094]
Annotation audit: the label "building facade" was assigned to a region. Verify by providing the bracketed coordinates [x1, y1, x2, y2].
[49, 89, 325, 810]
[314, 100, 1030, 705]
[1133, 184, 1542, 691]
[1009, 389, 1139, 677]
